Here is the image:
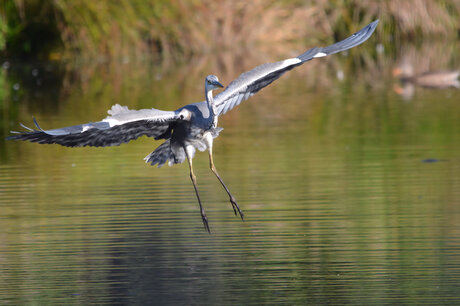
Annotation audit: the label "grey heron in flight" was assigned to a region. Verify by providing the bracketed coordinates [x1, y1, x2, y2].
[8, 20, 379, 232]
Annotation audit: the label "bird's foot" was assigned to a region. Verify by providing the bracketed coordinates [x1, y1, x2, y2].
[230, 196, 244, 221]
[201, 211, 211, 233]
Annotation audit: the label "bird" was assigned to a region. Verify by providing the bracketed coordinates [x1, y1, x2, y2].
[393, 62, 459, 99]
[8, 20, 379, 232]
[393, 63, 459, 100]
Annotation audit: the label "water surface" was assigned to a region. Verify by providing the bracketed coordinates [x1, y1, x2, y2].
[1, 47, 460, 304]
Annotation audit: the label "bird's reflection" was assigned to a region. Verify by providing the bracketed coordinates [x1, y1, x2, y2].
[393, 47, 459, 100]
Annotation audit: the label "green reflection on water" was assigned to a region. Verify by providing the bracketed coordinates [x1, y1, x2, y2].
[1, 47, 460, 304]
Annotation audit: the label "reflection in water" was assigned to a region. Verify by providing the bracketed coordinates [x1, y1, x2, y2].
[1, 42, 460, 304]
[393, 43, 460, 100]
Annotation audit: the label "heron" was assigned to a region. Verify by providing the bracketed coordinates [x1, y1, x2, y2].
[8, 20, 379, 232]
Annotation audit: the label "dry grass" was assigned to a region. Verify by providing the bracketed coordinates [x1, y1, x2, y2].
[2, 0, 460, 61]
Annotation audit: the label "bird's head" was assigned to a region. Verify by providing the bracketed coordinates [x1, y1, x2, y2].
[205, 75, 224, 91]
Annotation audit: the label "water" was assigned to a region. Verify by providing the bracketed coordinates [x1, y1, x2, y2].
[1, 46, 460, 304]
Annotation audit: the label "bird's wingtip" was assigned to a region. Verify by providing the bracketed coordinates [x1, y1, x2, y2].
[32, 117, 45, 131]
[19, 122, 34, 131]
[369, 19, 380, 29]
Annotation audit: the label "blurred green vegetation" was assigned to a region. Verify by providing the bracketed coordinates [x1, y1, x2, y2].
[0, 0, 62, 59]
[1, 0, 459, 61]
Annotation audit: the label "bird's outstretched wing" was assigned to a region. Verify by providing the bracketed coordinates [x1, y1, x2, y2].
[215, 20, 379, 116]
[7, 104, 183, 147]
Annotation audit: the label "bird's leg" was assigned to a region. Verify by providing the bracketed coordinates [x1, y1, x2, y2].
[185, 147, 210, 233]
[208, 148, 244, 221]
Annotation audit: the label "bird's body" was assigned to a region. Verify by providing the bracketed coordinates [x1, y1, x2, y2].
[145, 101, 221, 167]
[8, 20, 379, 232]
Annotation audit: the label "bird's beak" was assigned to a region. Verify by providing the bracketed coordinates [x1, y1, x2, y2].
[215, 81, 224, 88]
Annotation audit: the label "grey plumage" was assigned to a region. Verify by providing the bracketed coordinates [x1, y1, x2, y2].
[8, 104, 183, 147]
[7, 20, 379, 232]
[144, 126, 223, 167]
[215, 19, 379, 116]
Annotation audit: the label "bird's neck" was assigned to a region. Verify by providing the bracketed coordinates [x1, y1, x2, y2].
[206, 89, 218, 127]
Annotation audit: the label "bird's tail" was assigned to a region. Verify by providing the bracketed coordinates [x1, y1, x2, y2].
[144, 127, 224, 168]
[144, 139, 186, 168]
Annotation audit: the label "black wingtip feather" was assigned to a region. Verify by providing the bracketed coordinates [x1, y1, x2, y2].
[6, 135, 17, 140]
[33, 117, 44, 131]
